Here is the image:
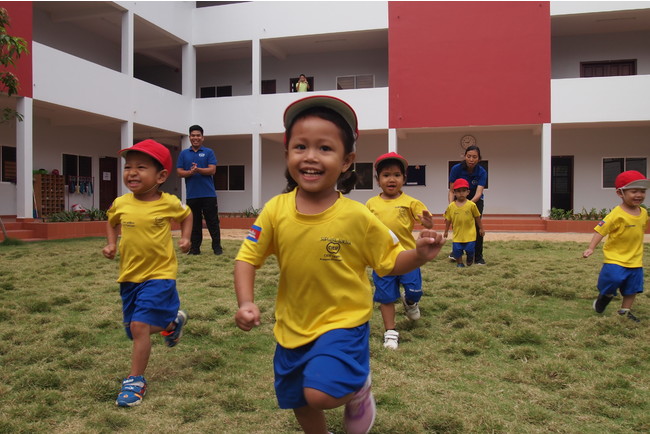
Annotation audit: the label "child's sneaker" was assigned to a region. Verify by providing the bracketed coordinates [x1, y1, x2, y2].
[344, 375, 376, 434]
[383, 330, 399, 350]
[456, 263, 465, 268]
[161, 310, 188, 347]
[618, 309, 640, 323]
[593, 295, 613, 314]
[401, 295, 420, 321]
[115, 375, 147, 407]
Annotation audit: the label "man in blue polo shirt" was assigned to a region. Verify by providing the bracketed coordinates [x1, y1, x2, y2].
[177, 125, 223, 255]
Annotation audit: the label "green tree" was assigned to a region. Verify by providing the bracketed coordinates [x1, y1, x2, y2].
[0, 7, 28, 123]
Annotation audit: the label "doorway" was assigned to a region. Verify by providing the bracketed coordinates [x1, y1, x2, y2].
[551, 156, 573, 211]
[99, 157, 117, 210]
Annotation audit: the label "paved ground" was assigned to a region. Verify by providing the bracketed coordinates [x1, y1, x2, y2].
[205, 229, 650, 243]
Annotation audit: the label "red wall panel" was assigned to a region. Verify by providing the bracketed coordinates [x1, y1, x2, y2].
[389, 1, 550, 129]
[0, 2, 33, 98]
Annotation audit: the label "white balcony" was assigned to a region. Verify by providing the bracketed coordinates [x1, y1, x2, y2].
[192, 87, 389, 136]
[551, 75, 650, 124]
[32, 42, 191, 134]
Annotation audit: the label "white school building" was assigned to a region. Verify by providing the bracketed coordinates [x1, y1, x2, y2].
[1, 1, 649, 220]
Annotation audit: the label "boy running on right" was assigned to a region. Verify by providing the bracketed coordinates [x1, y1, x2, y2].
[444, 178, 484, 267]
[583, 170, 649, 322]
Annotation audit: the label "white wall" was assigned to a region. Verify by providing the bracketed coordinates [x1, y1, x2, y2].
[552, 125, 650, 211]
[193, 2, 388, 44]
[197, 57, 253, 97]
[32, 8, 121, 71]
[262, 48, 389, 92]
[552, 30, 650, 78]
[396, 129, 544, 215]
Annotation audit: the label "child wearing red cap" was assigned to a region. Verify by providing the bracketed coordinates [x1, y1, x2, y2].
[582, 170, 650, 322]
[102, 139, 193, 407]
[444, 178, 485, 267]
[366, 152, 434, 350]
[234, 96, 445, 434]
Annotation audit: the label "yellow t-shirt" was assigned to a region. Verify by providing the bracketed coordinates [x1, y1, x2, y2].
[236, 189, 404, 349]
[594, 205, 648, 268]
[365, 193, 428, 250]
[107, 192, 191, 283]
[296, 81, 308, 92]
[443, 200, 481, 243]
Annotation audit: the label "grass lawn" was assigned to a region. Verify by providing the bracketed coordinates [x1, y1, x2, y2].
[0, 237, 649, 433]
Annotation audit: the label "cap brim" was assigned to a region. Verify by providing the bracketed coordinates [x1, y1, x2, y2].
[283, 95, 358, 137]
[620, 179, 650, 189]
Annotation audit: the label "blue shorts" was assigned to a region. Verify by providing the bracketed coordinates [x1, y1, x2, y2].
[273, 323, 370, 409]
[452, 241, 476, 259]
[120, 279, 180, 339]
[372, 269, 422, 304]
[597, 264, 644, 297]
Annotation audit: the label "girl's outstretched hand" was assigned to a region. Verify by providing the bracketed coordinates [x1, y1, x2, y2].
[235, 301, 261, 331]
[415, 230, 446, 261]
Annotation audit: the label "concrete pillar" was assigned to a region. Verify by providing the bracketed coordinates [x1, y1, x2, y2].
[541, 123, 552, 217]
[16, 97, 33, 219]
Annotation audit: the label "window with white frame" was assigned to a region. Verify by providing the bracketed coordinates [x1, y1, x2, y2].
[602, 157, 647, 188]
[214, 165, 244, 191]
[336, 74, 375, 90]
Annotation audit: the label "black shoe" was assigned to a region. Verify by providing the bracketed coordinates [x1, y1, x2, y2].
[214, 250, 223, 256]
[618, 309, 640, 323]
[475, 258, 486, 265]
[593, 295, 613, 314]
[187, 250, 200, 255]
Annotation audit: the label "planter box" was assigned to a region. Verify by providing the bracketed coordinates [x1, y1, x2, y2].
[23, 220, 108, 239]
[544, 220, 599, 233]
[220, 217, 256, 229]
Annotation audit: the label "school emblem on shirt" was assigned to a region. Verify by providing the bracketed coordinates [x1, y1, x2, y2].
[320, 236, 350, 262]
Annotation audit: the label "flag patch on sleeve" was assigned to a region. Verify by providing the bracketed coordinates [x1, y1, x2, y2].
[597, 220, 605, 227]
[246, 225, 262, 242]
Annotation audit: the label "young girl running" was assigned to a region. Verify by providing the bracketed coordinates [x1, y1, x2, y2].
[234, 95, 445, 434]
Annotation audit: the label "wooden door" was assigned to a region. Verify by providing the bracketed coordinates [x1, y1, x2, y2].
[99, 157, 117, 210]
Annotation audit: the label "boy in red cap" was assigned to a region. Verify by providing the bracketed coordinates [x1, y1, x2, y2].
[583, 170, 650, 322]
[366, 152, 434, 350]
[102, 139, 193, 406]
[444, 178, 485, 267]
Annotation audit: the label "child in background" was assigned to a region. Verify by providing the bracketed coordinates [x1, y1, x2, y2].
[444, 178, 485, 267]
[234, 96, 445, 434]
[102, 139, 192, 407]
[366, 152, 434, 350]
[583, 170, 649, 322]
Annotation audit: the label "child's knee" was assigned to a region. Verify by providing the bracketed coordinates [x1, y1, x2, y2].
[303, 387, 340, 410]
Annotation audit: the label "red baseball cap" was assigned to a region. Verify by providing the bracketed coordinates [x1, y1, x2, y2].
[119, 139, 172, 173]
[615, 170, 650, 190]
[453, 178, 470, 190]
[283, 95, 359, 141]
[374, 152, 408, 173]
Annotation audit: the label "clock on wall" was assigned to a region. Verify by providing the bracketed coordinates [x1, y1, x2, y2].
[460, 134, 476, 150]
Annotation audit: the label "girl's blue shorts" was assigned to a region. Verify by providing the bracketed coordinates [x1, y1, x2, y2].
[120, 279, 180, 339]
[273, 323, 370, 409]
[597, 264, 644, 297]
